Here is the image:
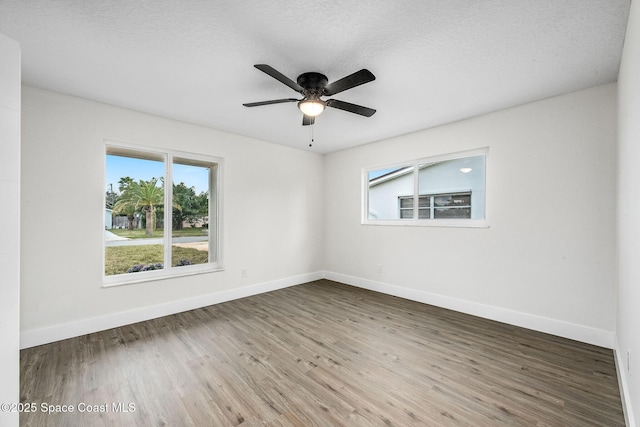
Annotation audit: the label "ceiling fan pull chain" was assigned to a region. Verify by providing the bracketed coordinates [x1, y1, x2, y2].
[309, 123, 314, 147]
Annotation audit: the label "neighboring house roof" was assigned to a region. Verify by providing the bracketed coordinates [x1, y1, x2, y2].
[369, 163, 437, 187]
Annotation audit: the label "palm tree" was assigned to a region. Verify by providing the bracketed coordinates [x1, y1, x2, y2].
[112, 178, 162, 236]
[113, 178, 181, 236]
[134, 178, 164, 236]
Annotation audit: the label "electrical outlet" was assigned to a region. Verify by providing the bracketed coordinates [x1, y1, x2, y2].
[242, 268, 248, 278]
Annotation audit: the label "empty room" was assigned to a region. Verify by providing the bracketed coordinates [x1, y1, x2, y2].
[1, 0, 639, 425]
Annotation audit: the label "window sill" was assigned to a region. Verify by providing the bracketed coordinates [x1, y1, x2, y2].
[102, 264, 224, 288]
[361, 218, 489, 228]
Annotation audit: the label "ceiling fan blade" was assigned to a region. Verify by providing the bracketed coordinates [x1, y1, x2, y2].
[302, 115, 315, 126]
[243, 98, 299, 107]
[254, 64, 304, 93]
[326, 99, 376, 117]
[323, 69, 375, 96]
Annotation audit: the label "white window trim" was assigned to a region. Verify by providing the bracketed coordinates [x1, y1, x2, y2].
[362, 147, 489, 228]
[103, 141, 224, 288]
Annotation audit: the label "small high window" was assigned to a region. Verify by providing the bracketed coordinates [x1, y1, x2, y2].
[364, 148, 487, 227]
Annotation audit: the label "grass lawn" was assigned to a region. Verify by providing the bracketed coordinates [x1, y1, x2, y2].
[105, 244, 209, 276]
[109, 227, 207, 239]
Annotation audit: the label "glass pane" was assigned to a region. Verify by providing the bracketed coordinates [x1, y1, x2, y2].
[399, 209, 413, 219]
[434, 195, 453, 207]
[434, 207, 472, 219]
[418, 154, 485, 220]
[171, 161, 211, 267]
[418, 196, 430, 208]
[367, 166, 414, 219]
[418, 208, 431, 219]
[451, 194, 471, 205]
[400, 197, 413, 208]
[105, 153, 165, 276]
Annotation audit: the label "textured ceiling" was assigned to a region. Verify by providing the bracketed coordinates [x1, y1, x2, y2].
[0, 0, 630, 153]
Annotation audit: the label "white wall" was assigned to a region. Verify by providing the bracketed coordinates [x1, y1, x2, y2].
[20, 86, 324, 346]
[617, 0, 640, 423]
[0, 33, 20, 427]
[325, 84, 617, 347]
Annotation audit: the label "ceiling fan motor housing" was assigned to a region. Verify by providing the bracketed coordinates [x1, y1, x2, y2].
[297, 72, 328, 93]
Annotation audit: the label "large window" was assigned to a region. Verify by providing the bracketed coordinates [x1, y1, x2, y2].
[104, 144, 222, 285]
[364, 148, 487, 227]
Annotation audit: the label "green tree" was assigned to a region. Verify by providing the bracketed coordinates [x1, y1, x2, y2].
[113, 177, 182, 236]
[172, 182, 197, 230]
[113, 177, 136, 230]
[133, 178, 164, 236]
[172, 183, 209, 230]
[193, 191, 209, 228]
[113, 178, 173, 236]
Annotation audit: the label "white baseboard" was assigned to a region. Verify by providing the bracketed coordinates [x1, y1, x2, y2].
[613, 336, 637, 427]
[20, 271, 324, 349]
[323, 271, 615, 349]
[21, 269, 616, 351]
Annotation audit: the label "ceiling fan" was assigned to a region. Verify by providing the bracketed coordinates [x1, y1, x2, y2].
[243, 64, 376, 125]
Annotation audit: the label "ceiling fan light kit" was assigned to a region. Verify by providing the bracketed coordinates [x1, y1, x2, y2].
[243, 64, 376, 125]
[298, 98, 325, 117]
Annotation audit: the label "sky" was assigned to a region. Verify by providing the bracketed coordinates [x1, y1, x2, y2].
[368, 167, 403, 180]
[106, 155, 210, 194]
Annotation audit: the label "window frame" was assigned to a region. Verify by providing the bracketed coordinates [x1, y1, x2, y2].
[103, 142, 224, 287]
[362, 147, 488, 228]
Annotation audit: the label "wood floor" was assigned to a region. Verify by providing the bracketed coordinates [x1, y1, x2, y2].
[20, 280, 625, 426]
